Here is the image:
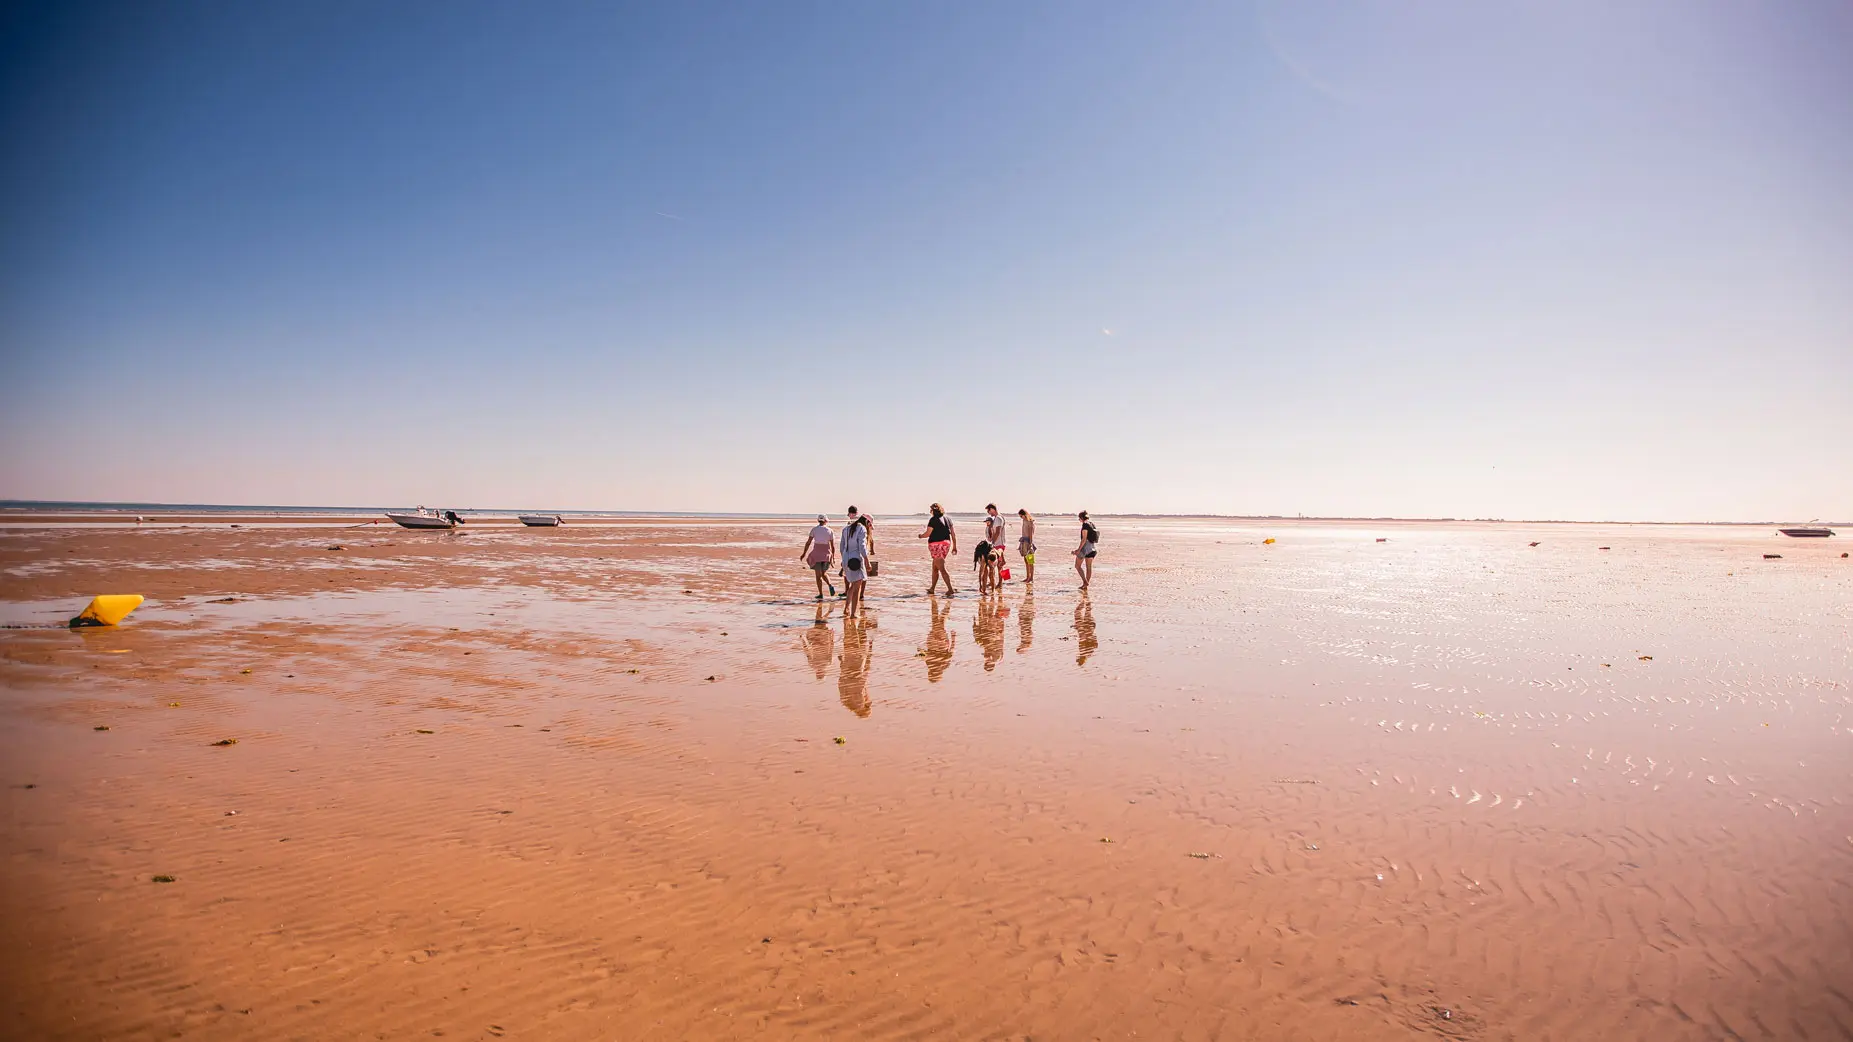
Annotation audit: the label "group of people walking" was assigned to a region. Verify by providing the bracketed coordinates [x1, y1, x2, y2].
[800, 506, 1100, 614]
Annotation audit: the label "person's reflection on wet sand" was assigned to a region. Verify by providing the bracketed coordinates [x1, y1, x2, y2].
[923, 595, 955, 683]
[800, 602, 837, 679]
[974, 594, 1007, 672]
[1073, 593, 1097, 666]
[1017, 592, 1035, 654]
[838, 617, 873, 717]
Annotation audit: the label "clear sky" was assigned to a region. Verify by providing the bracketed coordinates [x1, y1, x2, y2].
[2, 1, 1848, 520]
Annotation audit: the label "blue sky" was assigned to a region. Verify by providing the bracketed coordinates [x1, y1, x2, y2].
[2, 1, 1848, 519]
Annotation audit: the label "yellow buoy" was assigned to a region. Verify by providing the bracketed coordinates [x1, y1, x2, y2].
[69, 594, 144, 628]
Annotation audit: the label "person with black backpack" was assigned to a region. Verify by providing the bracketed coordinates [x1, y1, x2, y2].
[1073, 510, 1099, 589]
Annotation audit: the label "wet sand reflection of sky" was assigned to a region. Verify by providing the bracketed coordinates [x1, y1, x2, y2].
[761, 521, 1848, 835]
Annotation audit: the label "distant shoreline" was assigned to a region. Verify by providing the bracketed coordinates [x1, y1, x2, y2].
[0, 500, 1840, 527]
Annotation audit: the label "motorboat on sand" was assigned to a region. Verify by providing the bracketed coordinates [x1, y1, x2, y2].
[387, 507, 464, 530]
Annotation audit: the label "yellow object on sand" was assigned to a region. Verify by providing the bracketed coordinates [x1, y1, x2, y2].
[1262, 538, 1276, 545]
[69, 594, 144, 628]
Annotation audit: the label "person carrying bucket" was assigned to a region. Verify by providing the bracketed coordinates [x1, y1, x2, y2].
[1016, 509, 1036, 583]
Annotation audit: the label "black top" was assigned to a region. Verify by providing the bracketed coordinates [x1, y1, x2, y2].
[927, 515, 952, 542]
[1082, 521, 1097, 543]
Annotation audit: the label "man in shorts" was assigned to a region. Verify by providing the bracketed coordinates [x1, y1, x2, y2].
[1017, 508, 1037, 583]
[978, 504, 1006, 593]
[801, 514, 836, 600]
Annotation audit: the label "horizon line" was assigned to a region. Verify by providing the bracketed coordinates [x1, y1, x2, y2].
[0, 499, 1842, 528]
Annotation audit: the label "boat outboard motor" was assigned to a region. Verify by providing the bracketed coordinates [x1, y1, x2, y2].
[444, 510, 464, 525]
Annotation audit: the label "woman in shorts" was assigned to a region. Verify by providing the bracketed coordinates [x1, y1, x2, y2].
[918, 503, 957, 595]
[1073, 510, 1098, 589]
[801, 514, 836, 600]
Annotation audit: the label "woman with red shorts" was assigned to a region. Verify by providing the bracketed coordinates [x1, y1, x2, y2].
[917, 503, 958, 596]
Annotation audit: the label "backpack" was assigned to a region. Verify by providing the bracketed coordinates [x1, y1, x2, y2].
[1084, 521, 1099, 543]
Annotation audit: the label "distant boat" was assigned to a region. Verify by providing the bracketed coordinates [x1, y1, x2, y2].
[1778, 527, 1834, 538]
[518, 514, 564, 527]
[386, 508, 463, 530]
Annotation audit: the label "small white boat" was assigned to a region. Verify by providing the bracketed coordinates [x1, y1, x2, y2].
[518, 514, 564, 527]
[386, 508, 463, 530]
[1778, 527, 1834, 538]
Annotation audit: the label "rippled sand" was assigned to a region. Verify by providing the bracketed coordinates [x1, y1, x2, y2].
[1, 518, 1848, 1040]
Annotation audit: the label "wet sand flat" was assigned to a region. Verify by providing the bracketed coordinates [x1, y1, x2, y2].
[1, 519, 1849, 1040]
